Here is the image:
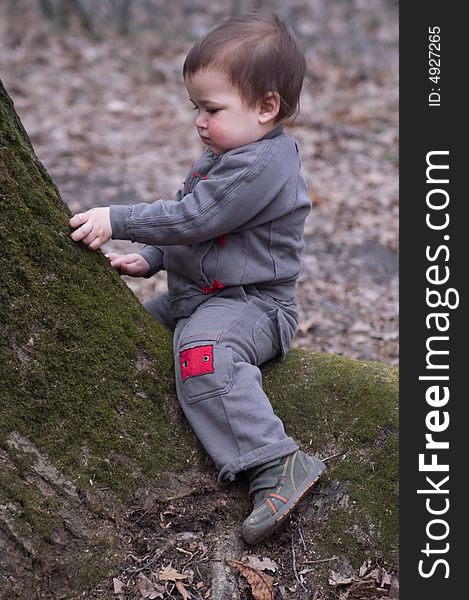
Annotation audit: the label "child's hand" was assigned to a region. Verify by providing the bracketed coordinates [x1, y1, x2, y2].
[69, 207, 111, 250]
[105, 252, 150, 277]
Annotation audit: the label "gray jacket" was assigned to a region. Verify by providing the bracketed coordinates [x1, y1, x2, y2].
[110, 125, 311, 319]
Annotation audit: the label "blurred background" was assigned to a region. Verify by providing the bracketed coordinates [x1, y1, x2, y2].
[0, 0, 398, 365]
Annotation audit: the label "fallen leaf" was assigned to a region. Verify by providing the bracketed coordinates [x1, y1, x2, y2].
[113, 578, 125, 594]
[368, 567, 382, 583]
[137, 573, 155, 598]
[158, 565, 188, 582]
[359, 560, 371, 578]
[381, 570, 392, 587]
[328, 570, 356, 587]
[148, 583, 165, 599]
[229, 560, 274, 600]
[175, 580, 191, 600]
[339, 579, 378, 598]
[355, 579, 378, 594]
[244, 555, 278, 573]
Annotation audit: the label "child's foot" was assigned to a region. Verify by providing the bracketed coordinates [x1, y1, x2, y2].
[241, 450, 326, 545]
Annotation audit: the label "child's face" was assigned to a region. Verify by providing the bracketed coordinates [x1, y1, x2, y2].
[185, 68, 269, 155]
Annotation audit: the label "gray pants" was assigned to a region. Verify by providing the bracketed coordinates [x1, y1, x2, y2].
[144, 286, 299, 483]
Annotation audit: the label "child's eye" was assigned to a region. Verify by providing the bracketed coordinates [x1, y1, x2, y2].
[206, 108, 219, 114]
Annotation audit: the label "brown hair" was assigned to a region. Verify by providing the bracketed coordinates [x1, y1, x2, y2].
[183, 12, 306, 123]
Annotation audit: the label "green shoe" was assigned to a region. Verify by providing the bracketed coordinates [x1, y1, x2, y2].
[241, 450, 326, 545]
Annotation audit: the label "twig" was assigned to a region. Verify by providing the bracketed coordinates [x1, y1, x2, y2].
[193, 585, 205, 600]
[131, 503, 155, 527]
[165, 488, 197, 501]
[297, 525, 307, 551]
[182, 549, 200, 568]
[321, 451, 347, 462]
[291, 537, 308, 592]
[303, 556, 339, 564]
[166, 583, 178, 600]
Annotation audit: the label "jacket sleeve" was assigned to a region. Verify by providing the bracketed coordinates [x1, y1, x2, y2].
[138, 245, 165, 278]
[109, 136, 296, 245]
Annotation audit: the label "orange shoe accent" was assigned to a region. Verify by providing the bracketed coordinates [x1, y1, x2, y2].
[266, 498, 277, 514]
[269, 493, 288, 504]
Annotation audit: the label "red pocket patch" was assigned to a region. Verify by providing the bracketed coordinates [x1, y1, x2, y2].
[180, 345, 214, 381]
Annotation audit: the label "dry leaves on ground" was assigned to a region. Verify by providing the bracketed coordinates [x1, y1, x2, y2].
[113, 560, 199, 600]
[113, 577, 126, 600]
[229, 559, 275, 600]
[243, 554, 279, 573]
[329, 560, 399, 600]
[136, 573, 165, 599]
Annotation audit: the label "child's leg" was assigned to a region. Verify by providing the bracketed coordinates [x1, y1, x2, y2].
[172, 287, 299, 484]
[143, 292, 177, 331]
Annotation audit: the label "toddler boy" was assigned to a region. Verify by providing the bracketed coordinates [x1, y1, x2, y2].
[69, 12, 325, 544]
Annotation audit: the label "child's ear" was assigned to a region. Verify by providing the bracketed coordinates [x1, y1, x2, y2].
[258, 92, 281, 124]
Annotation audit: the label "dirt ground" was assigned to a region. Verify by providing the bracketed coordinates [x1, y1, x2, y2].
[87, 464, 398, 600]
[0, 2, 398, 597]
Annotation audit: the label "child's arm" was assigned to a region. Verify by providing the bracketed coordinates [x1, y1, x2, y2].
[108, 140, 296, 247]
[70, 137, 297, 249]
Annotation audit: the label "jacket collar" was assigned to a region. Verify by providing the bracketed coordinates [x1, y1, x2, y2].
[262, 123, 284, 140]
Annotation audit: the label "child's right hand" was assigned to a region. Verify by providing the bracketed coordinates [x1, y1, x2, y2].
[105, 252, 150, 277]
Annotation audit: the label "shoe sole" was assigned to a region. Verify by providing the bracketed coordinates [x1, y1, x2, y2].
[242, 457, 326, 545]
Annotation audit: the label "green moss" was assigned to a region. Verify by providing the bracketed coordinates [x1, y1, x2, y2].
[318, 509, 365, 561]
[262, 351, 399, 568]
[0, 475, 57, 540]
[57, 547, 118, 593]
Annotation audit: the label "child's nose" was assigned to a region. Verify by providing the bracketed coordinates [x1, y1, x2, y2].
[195, 113, 207, 129]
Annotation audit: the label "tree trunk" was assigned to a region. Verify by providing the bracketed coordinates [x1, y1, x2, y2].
[0, 80, 398, 598]
[117, 0, 133, 36]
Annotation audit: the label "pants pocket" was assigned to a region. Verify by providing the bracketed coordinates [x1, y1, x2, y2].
[177, 335, 234, 403]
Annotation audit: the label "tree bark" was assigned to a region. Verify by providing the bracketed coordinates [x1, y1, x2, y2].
[117, 0, 133, 36]
[0, 80, 398, 598]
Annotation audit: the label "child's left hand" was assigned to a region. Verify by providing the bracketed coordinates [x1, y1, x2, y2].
[69, 207, 112, 250]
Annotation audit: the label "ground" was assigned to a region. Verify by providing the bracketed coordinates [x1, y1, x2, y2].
[87, 467, 397, 600]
